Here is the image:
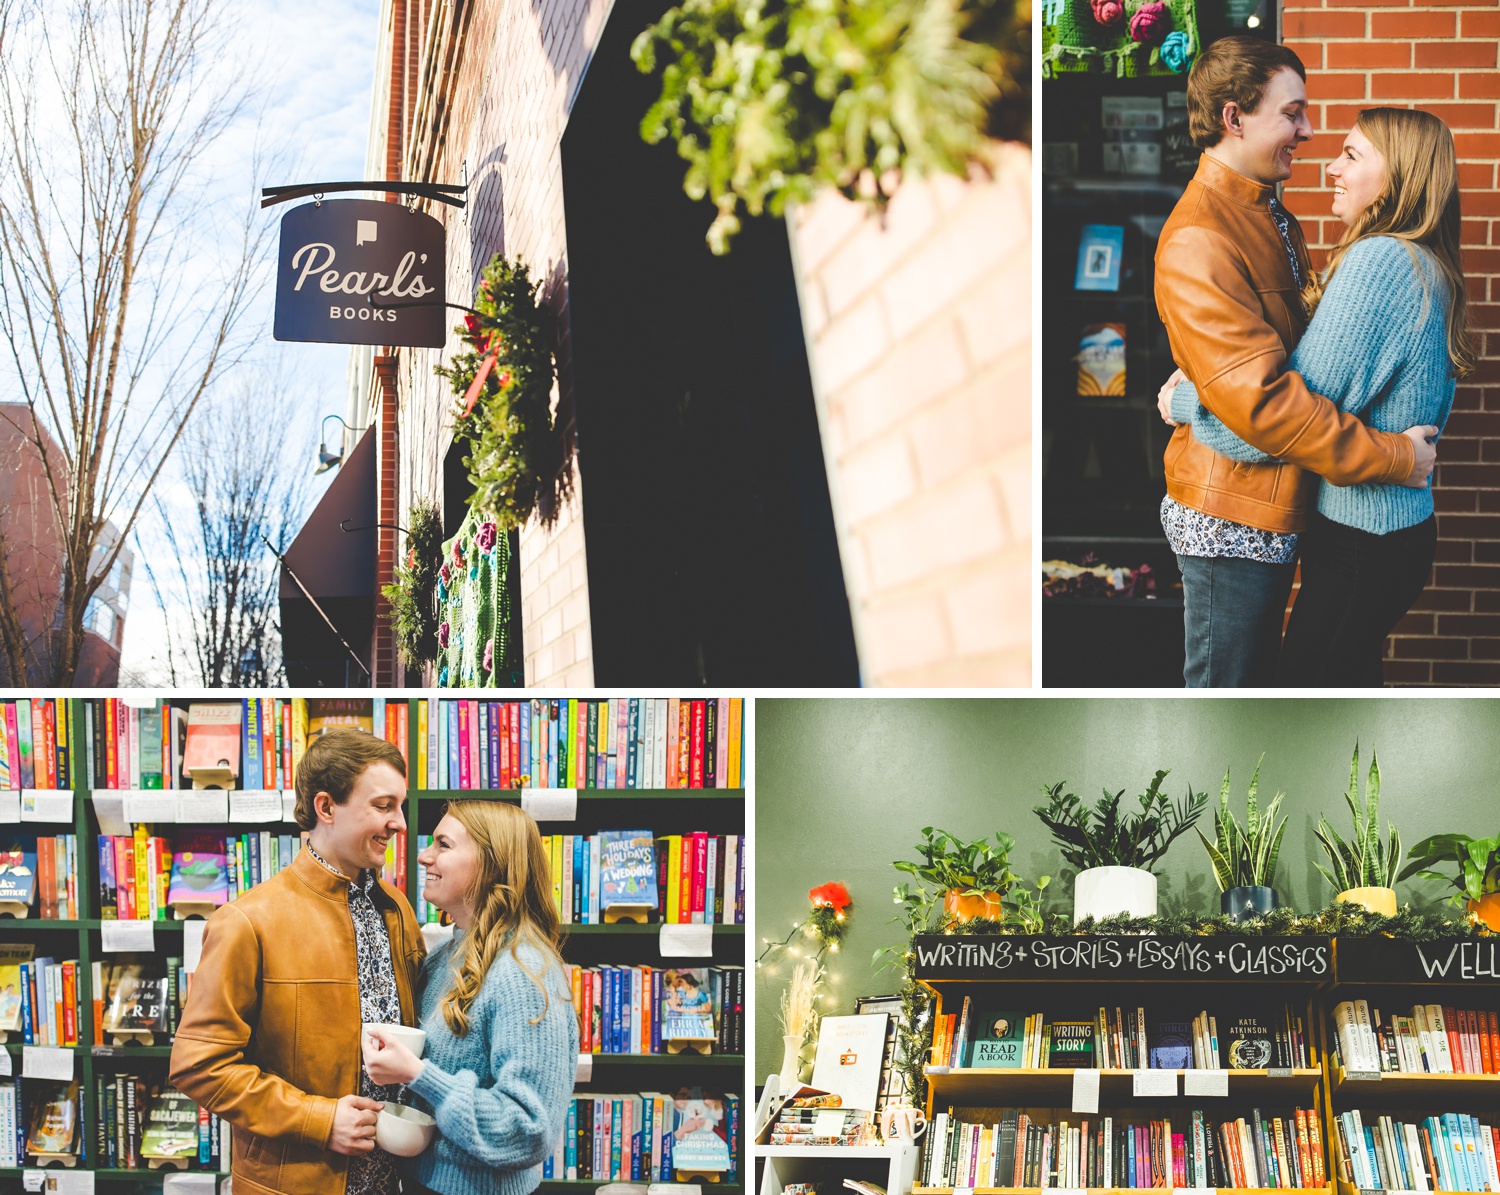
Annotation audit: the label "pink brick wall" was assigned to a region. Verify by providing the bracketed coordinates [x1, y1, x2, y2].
[790, 142, 1033, 686]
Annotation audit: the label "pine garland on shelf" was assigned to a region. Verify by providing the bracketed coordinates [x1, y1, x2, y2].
[434, 255, 570, 531]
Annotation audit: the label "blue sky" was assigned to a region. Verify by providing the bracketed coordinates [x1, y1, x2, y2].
[119, 0, 384, 683]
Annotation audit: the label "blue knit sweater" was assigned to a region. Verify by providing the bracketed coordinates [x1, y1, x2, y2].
[404, 932, 578, 1195]
[1172, 235, 1456, 534]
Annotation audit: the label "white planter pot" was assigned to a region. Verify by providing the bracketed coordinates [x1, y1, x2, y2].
[1073, 866, 1158, 923]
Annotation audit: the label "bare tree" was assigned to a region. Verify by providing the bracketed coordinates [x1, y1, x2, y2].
[0, 0, 269, 683]
[141, 372, 310, 687]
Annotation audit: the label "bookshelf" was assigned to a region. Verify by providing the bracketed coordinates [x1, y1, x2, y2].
[910, 933, 1336, 1195]
[0, 695, 748, 1191]
[1319, 936, 1500, 1195]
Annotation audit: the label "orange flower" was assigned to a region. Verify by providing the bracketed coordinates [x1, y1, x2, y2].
[808, 881, 851, 913]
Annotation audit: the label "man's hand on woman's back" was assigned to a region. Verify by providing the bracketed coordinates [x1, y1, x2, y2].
[1399, 425, 1439, 489]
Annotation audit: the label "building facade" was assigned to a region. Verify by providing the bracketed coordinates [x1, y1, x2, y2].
[319, 0, 1030, 687]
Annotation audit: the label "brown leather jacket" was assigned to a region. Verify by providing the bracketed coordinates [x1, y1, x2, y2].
[168, 847, 425, 1195]
[1156, 153, 1415, 533]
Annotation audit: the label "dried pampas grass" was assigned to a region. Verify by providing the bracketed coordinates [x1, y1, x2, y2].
[779, 958, 821, 1039]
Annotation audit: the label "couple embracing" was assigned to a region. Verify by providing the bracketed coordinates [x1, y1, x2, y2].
[1156, 36, 1474, 688]
[168, 729, 578, 1195]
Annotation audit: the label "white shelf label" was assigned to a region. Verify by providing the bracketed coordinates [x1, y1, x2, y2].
[230, 789, 283, 822]
[1132, 1068, 1177, 1097]
[163, 1175, 218, 1194]
[21, 790, 73, 822]
[1184, 1068, 1229, 1098]
[521, 788, 577, 821]
[650, 1187, 700, 1195]
[91, 793, 128, 836]
[43, 1173, 96, 1194]
[283, 790, 299, 822]
[576, 1052, 593, 1083]
[124, 792, 178, 824]
[102, 919, 157, 952]
[22, 1173, 43, 1192]
[0, 1047, 10, 1075]
[177, 790, 230, 823]
[1071, 1067, 1100, 1113]
[184, 919, 208, 973]
[659, 923, 713, 957]
[22, 1044, 74, 1081]
[0, 791, 19, 824]
[1345, 1070, 1382, 1082]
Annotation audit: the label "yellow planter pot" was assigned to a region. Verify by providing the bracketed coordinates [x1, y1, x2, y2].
[1467, 892, 1500, 931]
[1337, 885, 1397, 916]
[944, 889, 1004, 921]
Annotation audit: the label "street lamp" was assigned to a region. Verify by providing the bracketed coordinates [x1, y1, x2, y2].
[315, 414, 362, 475]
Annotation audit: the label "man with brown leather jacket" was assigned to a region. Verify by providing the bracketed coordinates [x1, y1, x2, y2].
[1155, 36, 1437, 687]
[169, 729, 426, 1195]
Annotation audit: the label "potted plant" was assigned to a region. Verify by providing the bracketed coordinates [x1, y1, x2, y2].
[892, 827, 1039, 922]
[1397, 833, 1500, 931]
[1195, 756, 1288, 922]
[1314, 744, 1401, 916]
[1035, 770, 1207, 922]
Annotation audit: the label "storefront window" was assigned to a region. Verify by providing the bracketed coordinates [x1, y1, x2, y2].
[1041, 0, 1278, 683]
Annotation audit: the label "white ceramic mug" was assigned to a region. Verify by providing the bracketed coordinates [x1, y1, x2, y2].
[363, 1022, 427, 1067]
[880, 1105, 927, 1141]
[374, 1103, 436, 1156]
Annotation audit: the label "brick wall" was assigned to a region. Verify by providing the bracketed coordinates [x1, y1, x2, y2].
[789, 142, 1033, 687]
[370, 0, 608, 685]
[1281, 1, 1500, 684]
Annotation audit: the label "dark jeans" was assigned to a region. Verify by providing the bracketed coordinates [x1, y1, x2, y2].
[1277, 513, 1437, 687]
[1177, 553, 1298, 688]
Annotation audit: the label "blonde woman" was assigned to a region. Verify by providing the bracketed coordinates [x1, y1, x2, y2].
[1162, 107, 1473, 685]
[365, 802, 578, 1195]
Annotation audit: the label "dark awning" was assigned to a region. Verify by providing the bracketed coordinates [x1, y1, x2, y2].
[278, 426, 376, 685]
[280, 425, 377, 600]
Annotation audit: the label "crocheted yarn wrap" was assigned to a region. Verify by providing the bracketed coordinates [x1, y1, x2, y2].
[1043, 0, 1199, 77]
[1090, 0, 1125, 27]
[435, 506, 520, 688]
[1129, 1, 1170, 43]
[1160, 29, 1193, 72]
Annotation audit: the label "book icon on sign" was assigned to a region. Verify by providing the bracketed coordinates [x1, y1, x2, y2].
[840, 1050, 858, 1066]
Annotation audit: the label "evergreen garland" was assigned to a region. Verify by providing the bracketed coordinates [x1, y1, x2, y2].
[381, 498, 444, 670]
[631, 0, 1029, 254]
[434, 256, 569, 530]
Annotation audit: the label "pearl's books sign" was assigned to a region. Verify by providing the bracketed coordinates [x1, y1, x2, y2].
[274, 199, 446, 347]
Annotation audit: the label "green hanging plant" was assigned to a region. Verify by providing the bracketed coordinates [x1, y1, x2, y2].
[631, 0, 1030, 253]
[381, 498, 445, 670]
[434, 255, 570, 530]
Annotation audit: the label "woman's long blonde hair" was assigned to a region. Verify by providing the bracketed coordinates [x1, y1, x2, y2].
[1305, 107, 1475, 379]
[438, 801, 568, 1037]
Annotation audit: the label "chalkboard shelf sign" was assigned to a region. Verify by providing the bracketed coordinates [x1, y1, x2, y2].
[924, 1065, 1322, 1105]
[911, 935, 1332, 983]
[1333, 936, 1500, 985]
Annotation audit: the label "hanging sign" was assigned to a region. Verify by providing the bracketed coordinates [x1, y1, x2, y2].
[274, 198, 446, 347]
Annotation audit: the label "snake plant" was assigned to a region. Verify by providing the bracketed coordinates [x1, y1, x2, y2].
[1195, 755, 1287, 892]
[1314, 744, 1402, 894]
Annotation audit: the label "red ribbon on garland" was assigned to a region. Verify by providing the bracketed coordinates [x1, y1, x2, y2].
[462, 353, 498, 416]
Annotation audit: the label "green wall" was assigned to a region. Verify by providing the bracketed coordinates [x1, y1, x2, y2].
[753, 697, 1500, 1080]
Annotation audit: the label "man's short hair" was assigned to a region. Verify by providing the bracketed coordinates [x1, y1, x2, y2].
[1187, 36, 1307, 150]
[293, 728, 406, 830]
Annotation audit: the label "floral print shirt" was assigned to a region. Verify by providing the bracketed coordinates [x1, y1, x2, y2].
[1160, 495, 1299, 565]
[306, 844, 402, 1195]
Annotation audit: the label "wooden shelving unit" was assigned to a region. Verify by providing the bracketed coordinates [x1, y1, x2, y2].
[910, 932, 1336, 1194]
